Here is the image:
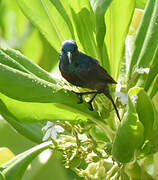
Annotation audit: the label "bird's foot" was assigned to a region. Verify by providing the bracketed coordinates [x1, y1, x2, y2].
[88, 101, 94, 111]
[87, 92, 98, 111]
[72, 91, 84, 104]
[78, 95, 83, 104]
[72, 91, 98, 110]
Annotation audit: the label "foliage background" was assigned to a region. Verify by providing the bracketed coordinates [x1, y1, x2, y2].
[0, 0, 158, 179]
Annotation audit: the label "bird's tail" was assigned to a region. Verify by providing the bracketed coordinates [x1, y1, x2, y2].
[103, 90, 120, 121]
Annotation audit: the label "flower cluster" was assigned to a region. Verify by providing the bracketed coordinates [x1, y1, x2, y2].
[41, 121, 126, 179]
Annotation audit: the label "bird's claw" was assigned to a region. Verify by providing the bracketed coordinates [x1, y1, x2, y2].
[88, 102, 94, 111]
[72, 91, 95, 111]
[78, 95, 83, 104]
[72, 91, 83, 104]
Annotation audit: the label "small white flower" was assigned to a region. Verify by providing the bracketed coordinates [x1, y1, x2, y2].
[78, 133, 88, 141]
[42, 121, 53, 132]
[131, 95, 138, 105]
[42, 128, 52, 141]
[135, 67, 150, 74]
[42, 121, 64, 141]
[115, 92, 128, 105]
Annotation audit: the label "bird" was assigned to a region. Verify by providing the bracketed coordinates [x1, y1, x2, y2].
[59, 39, 120, 121]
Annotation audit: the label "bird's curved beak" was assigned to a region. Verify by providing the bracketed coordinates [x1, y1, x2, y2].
[67, 52, 72, 64]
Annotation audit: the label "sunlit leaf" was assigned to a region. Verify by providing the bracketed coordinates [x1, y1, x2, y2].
[105, 0, 135, 79]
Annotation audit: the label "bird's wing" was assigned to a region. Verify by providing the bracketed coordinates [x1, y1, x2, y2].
[76, 54, 117, 84]
[94, 64, 117, 84]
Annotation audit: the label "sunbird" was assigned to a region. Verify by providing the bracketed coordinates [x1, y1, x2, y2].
[59, 39, 120, 121]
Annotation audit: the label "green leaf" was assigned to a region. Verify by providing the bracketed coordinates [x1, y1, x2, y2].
[0, 48, 103, 131]
[0, 99, 43, 143]
[69, 0, 98, 58]
[139, 107, 158, 155]
[90, 125, 110, 142]
[0, 63, 101, 123]
[17, 0, 74, 52]
[129, 88, 155, 140]
[0, 141, 52, 180]
[37, 34, 59, 72]
[1, 48, 57, 84]
[0, 172, 5, 180]
[93, 0, 112, 52]
[91, 0, 112, 69]
[136, 0, 147, 9]
[149, 75, 158, 98]
[0, 49, 29, 74]
[17, 0, 104, 65]
[112, 96, 144, 163]
[0, 92, 87, 123]
[135, 1, 158, 87]
[145, 48, 158, 92]
[0, 63, 61, 102]
[137, 0, 158, 68]
[127, 0, 156, 82]
[105, 0, 135, 79]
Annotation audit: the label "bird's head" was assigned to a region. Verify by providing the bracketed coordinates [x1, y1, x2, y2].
[61, 39, 78, 63]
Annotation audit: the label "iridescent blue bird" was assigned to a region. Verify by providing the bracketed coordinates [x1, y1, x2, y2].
[59, 39, 120, 121]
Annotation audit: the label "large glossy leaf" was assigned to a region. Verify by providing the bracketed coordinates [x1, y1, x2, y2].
[105, 0, 135, 79]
